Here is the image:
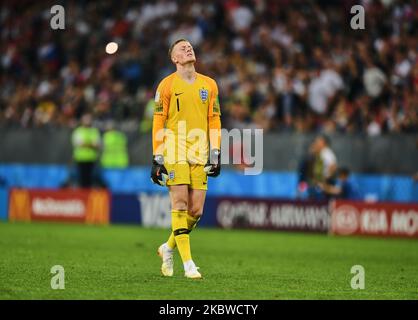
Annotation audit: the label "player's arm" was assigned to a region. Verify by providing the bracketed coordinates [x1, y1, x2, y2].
[317, 182, 342, 196]
[204, 80, 222, 177]
[151, 80, 170, 186]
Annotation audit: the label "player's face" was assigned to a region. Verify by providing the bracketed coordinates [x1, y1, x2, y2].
[172, 41, 196, 65]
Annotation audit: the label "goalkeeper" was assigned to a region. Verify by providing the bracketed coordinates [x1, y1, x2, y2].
[151, 39, 222, 279]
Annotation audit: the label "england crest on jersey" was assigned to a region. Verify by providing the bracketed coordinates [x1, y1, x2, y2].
[199, 88, 208, 102]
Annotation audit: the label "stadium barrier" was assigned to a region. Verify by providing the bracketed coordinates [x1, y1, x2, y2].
[1, 129, 418, 174]
[8, 188, 110, 224]
[1, 164, 417, 203]
[330, 200, 418, 238]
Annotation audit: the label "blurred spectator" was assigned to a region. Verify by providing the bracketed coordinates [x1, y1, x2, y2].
[296, 142, 316, 199]
[312, 135, 338, 184]
[363, 58, 387, 99]
[0, 0, 417, 134]
[100, 120, 129, 169]
[297, 135, 337, 200]
[317, 167, 360, 200]
[139, 89, 155, 134]
[299, 135, 338, 199]
[71, 113, 102, 188]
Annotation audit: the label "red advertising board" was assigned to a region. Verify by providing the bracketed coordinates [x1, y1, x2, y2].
[9, 188, 109, 224]
[331, 200, 418, 238]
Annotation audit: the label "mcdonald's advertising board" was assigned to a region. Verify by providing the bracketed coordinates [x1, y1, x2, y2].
[8, 188, 110, 224]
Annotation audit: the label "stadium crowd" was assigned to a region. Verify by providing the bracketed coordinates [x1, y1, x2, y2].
[1, 0, 417, 134]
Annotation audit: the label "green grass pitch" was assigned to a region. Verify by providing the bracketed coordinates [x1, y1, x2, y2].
[0, 221, 417, 300]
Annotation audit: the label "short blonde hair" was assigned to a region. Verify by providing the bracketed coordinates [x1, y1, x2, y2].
[168, 38, 189, 58]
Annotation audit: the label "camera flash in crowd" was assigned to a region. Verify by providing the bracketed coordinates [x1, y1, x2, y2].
[105, 42, 118, 54]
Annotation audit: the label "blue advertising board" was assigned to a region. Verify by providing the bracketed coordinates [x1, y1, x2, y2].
[0, 188, 8, 220]
[110, 193, 142, 224]
[110, 192, 218, 227]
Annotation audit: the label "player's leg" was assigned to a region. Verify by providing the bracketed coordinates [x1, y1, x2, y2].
[164, 162, 191, 253]
[157, 161, 188, 276]
[158, 162, 200, 277]
[169, 184, 202, 278]
[165, 186, 206, 250]
[187, 164, 208, 232]
[187, 188, 206, 230]
[163, 162, 188, 250]
[157, 184, 189, 277]
[174, 164, 208, 278]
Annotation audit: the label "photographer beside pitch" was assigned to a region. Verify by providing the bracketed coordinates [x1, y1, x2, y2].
[150, 39, 222, 279]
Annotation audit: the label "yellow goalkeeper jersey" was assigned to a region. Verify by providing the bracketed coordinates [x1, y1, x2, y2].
[153, 72, 221, 165]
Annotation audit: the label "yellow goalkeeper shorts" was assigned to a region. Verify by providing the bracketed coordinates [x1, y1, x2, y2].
[164, 162, 208, 190]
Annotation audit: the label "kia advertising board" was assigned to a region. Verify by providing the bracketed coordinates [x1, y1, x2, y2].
[8, 188, 109, 224]
[331, 200, 418, 238]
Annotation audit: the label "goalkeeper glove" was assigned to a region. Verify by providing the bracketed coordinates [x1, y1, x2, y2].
[150, 155, 168, 186]
[204, 149, 221, 177]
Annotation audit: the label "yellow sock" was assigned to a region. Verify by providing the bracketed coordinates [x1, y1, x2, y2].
[175, 233, 191, 262]
[166, 232, 176, 250]
[172, 209, 192, 262]
[187, 214, 200, 230]
[167, 214, 200, 250]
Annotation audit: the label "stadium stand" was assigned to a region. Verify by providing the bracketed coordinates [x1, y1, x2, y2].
[1, 0, 417, 134]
